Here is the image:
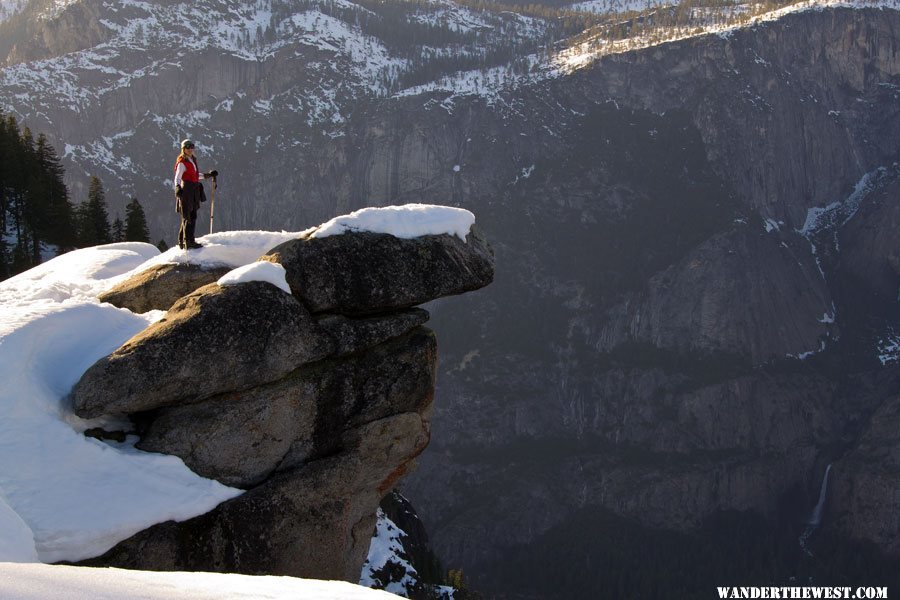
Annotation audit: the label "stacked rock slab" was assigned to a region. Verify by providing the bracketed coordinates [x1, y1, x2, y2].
[70, 226, 493, 580]
[98, 263, 232, 313]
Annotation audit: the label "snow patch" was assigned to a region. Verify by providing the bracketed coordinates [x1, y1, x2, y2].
[312, 204, 475, 241]
[800, 167, 887, 237]
[787, 339, 827, 360]
[0, 0, 28, 23]
[138, 230, 307, 273]
[763, 218, 781, 233]
[360, 508, 418, 595]
[0, 563, 400, 600]
[0, 244, 242, 563]
[360, 508, 454, 599]
[218, 261, 291, 294]
[571, 0, 678, 15]
[877, 329, 900, 365]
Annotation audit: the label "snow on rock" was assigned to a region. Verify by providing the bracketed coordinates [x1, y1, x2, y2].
[139, 230, 308, 272]
[360, 509, 417, 594]
[877, 329, 900, 365]
[787, 338, 827, 360]
[799, 167, 886, 238]
[571, 0, 678, 15]
[0, 0, 27, 23]
[218, 261, 291, 293]
[312, 204, 475, 241]
[0, 243, 159, 307]
[360, 509, 453, 599]
[0, 563, 402, 600]
[0, 244, 243, 563]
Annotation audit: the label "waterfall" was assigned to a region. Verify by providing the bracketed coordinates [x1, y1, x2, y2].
[808, 464, 833, 526]
[799, 464, 832, 555]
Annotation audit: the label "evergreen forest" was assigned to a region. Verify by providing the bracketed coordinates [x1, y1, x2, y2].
[0, 111, 151, 282]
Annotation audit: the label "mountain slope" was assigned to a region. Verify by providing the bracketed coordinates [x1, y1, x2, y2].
[2, 1, 899, 596]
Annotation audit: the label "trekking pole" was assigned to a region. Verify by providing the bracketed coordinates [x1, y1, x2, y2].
[209, 176, 217, 235]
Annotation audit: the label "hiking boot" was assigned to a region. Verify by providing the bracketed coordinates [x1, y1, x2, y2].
[186, 242, 203, 249]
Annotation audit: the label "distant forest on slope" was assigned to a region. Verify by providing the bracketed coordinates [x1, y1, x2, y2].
[0, 111, 151, 282]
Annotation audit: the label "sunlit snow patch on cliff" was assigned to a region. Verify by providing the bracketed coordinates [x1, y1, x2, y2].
[312, 204, 475, 241]
[218, 261, 290, 293]
[552, 0, 900, 75]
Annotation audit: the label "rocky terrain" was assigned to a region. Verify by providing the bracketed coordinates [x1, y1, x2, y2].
[3, 0, 900, 596]
[68, 223, 494, 581]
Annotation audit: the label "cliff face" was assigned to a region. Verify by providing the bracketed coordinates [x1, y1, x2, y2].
[69, 225, 494, 580]
[320, 8, 898, 592]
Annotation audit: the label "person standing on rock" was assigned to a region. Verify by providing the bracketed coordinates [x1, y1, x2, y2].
[173, 139, 217, 250]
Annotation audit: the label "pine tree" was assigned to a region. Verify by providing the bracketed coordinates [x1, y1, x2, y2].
[124, 196, 150, 243]
[77, 176, 112, 246]
[0, 113, 14, 279]
[111, 215, 124, 242]
[0, 113, 75, 280]
[34, 133, 76, 250]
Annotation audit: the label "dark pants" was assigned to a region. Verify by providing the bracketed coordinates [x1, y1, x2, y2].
[178, 207, 198, 248]
[176, 180, 204, 248]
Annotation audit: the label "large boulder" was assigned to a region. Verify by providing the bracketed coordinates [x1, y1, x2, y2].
[71, 281, 333, 418]
[98, 263, 232, 313]
[136, 328, 437, 488]
[78, 332, 435, 580]
[65, 216, 495, 583]
[261, 226, 494, 315]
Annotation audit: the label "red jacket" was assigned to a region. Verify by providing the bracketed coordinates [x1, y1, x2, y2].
[174, 156, 200, 185]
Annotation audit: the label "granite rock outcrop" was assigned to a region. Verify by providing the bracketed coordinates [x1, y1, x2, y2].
[69, 224, 494, 580]
[261, 227, 494, 315]
[98, 263, 231, 314]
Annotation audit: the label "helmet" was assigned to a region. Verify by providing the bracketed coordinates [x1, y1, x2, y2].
[180, 139, 195, 149]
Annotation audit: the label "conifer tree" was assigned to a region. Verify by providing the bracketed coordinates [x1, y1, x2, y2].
[77, 176, 113, 246]
[111, 215, 124, 242]
[0, 112, 76, 280]
[0, 113, 13, 279]
[124, 197, 150, 243]
[6, 122, 31, 272]
[34, 133, 76, 250]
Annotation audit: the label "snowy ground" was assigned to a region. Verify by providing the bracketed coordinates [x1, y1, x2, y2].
[0, 240, 251, 564]
[0, 563, 401, 599]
